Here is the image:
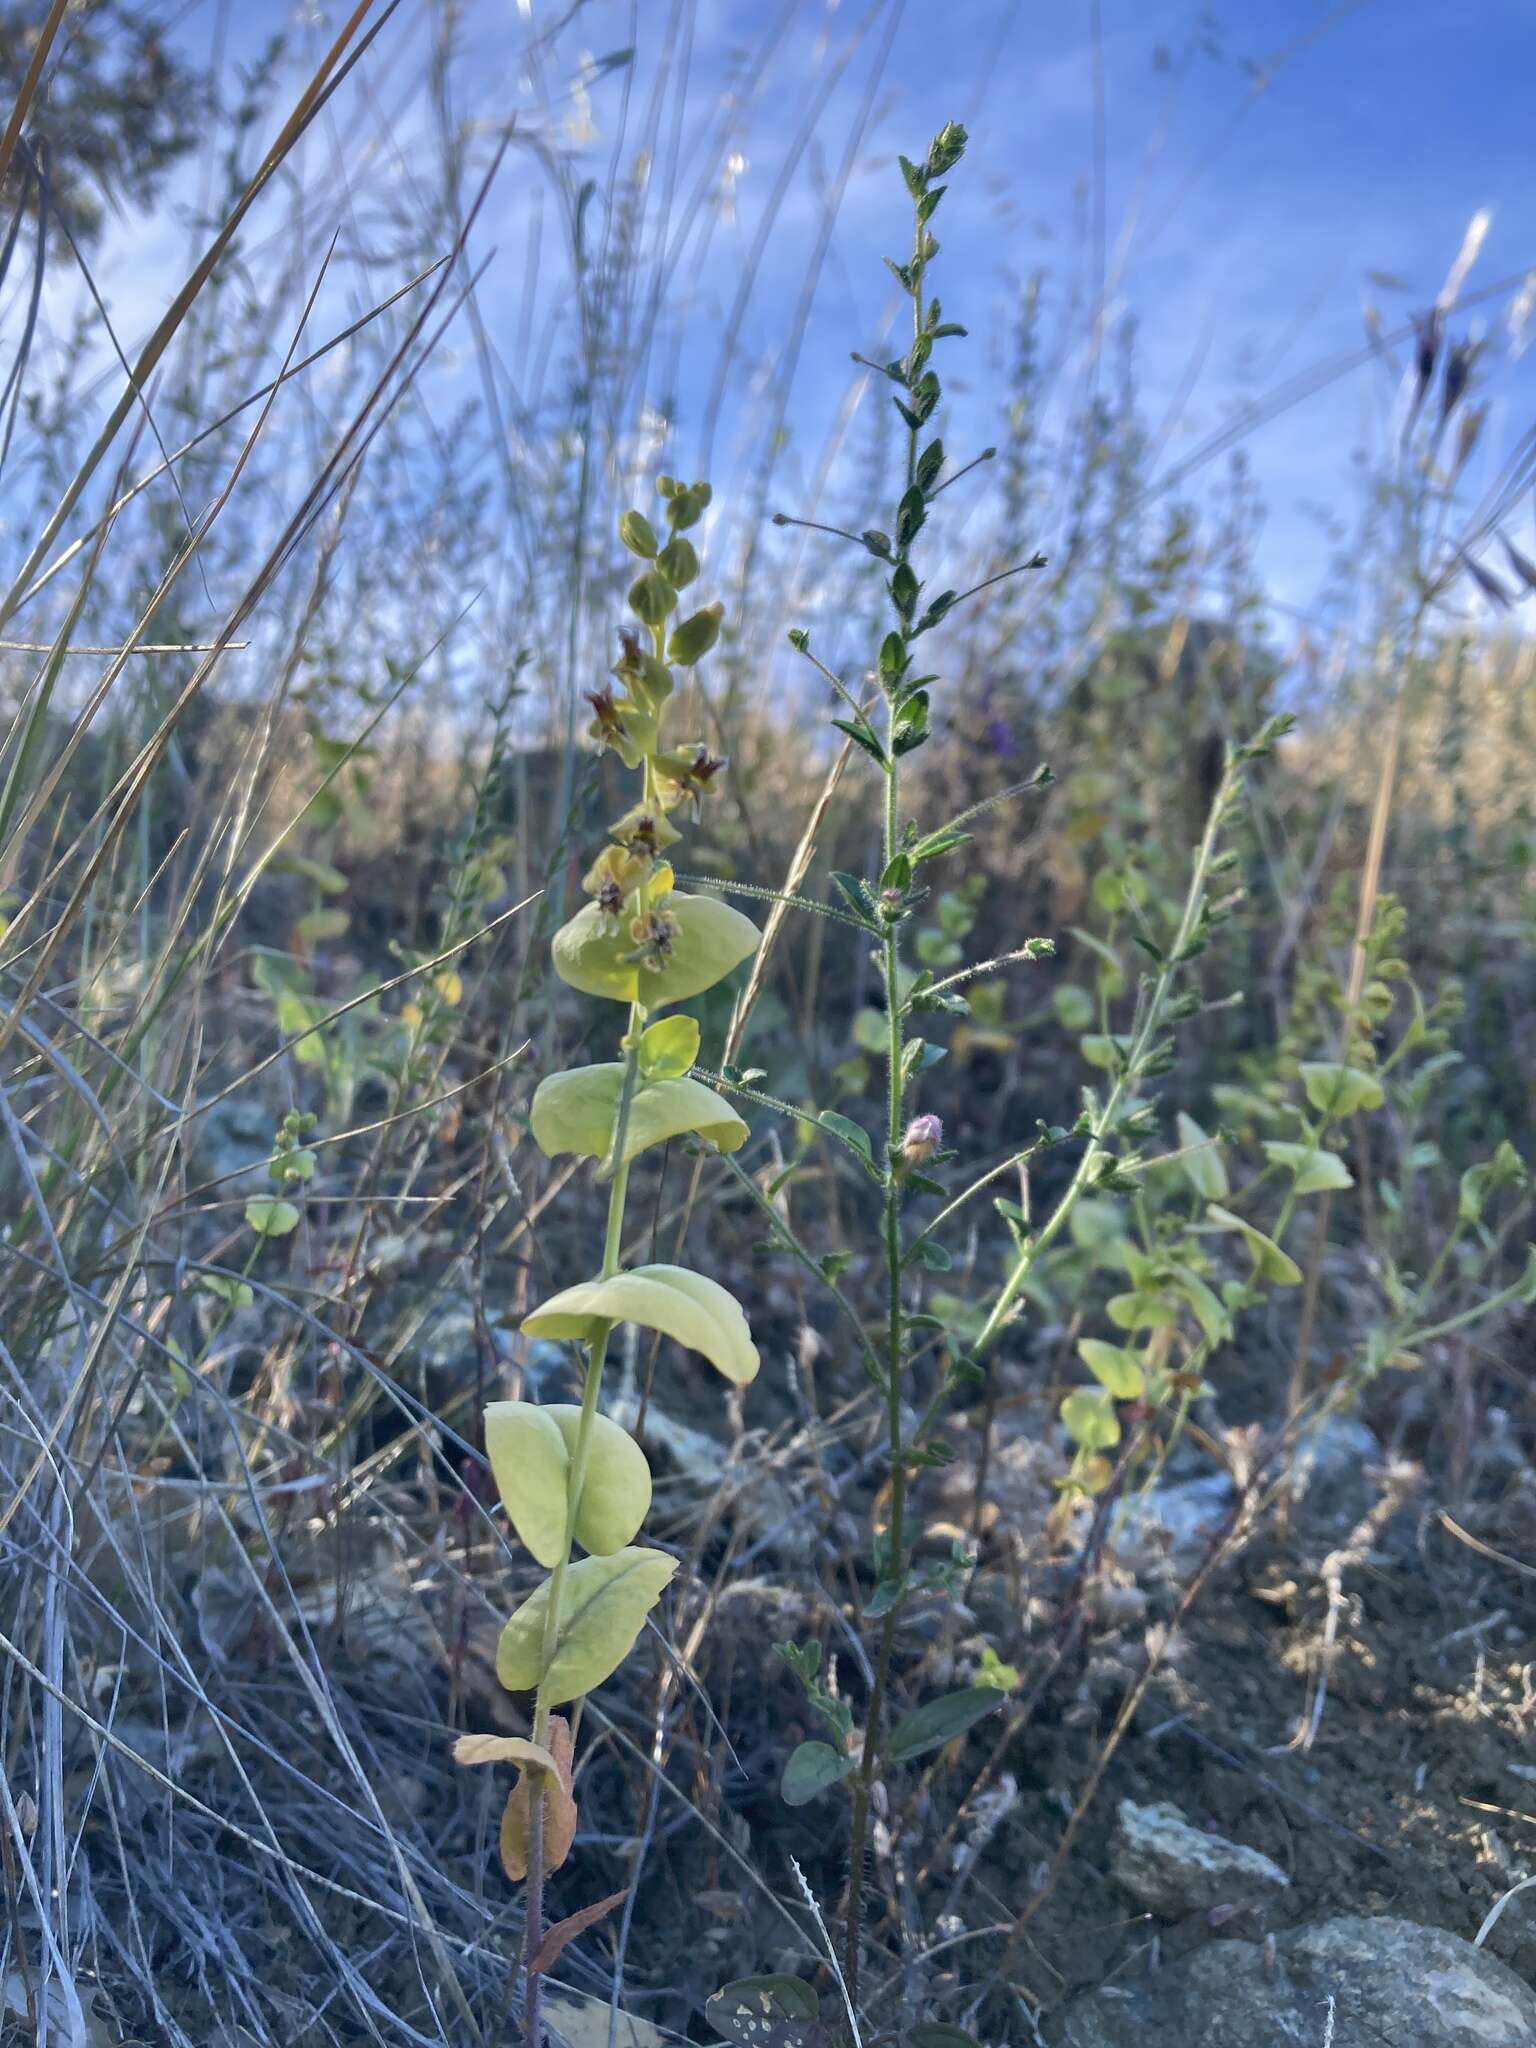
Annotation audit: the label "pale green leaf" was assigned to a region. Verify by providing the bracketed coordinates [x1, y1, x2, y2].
[523, 1264, 759, 1386]
[1205, 1204, 1303, 1285]
[637, 1014, 700, 1080]
[199, 1274, 254, 1309]
[1106, 1289, 1181, 1331]
[552, 892, 758, 1008]
[531, 1065, 746, 1167]
[1061, 1388, 1121, 1449]
[496, 1547, 677, 1704]
[546, 1405, 652, 1557]
[485, 1401, 651, 1565]
[245, 1197, 300, 1238]
[484, 1402, 570, 1567]
[1300, 1061, 1384, 1117]
[1077, 1338, 1144, 1400]
[1263, 1141, 1354, 1194]
[1176, 1111, 1229, 1200]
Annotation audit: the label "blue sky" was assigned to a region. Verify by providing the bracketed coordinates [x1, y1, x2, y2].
[27, 0, 1536, 641]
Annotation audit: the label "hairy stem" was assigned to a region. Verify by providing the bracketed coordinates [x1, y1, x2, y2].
[973, 758, 1236, 1359]
[844, 185, 927, 2008]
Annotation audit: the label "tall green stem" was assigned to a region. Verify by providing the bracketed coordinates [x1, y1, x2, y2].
[972, 760, 1235, 1359]
[844, 190, 927, 2007]
[522, 1012, 642, 2048]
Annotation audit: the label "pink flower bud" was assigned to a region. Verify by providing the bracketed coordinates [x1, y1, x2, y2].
[902, 1114, 943, 1168]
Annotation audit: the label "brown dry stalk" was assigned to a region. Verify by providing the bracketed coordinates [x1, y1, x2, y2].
[0, 0, 68, 193]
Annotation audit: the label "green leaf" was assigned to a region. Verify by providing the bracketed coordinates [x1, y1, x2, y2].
[495, 1547, 676, 1704]
[1176, 1111, 1229, 1200]
[295, 907, 349, 946]
[552, 891, 759, 1008]
[708, 1977, 820, 2045]
[1300, 1061, 1384, 1117]
[530, 1065, 746, 1167]
[1061, 1388, 1121, 1449]
[886, 1685, 1005, 1764]
[484, 1402, 568, 1567]
[1171, 1264, 1233, 1344]
[909, 825, 972, 865]
[524, 1264, 760, 1386]
[1263, 1141, 1354, 1194]
[909, 2029, 982, 2048]
[781, 1741, 854, 1806]
[830, 871, 879, 925]
[908, 1236, 952, 1272]
[1106, 1289, 1181, 1331]
[274, 990, 326, 1066]
[831, 717, 888, 767]
[818, 1110, 878, 1172]
[638, 1014, 701, 1080]
[485, 1400, 652, 1566]
[1077, 1338, 1144, 1400]
[199, 1274, 254, 1309]
[245, 1197, 300, 1239]
[1052, 982, 1095, 1033]
[1205, 1204, 1303, 1285]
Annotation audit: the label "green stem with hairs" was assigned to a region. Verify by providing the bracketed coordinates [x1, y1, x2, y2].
[844, 181, 928, 2009]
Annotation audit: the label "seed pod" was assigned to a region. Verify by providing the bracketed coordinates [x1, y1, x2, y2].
[656, 536, 699, 589]
[629, 571, 678, 627]
[619, 510, 658, 559]
[668, 602, 723, 666]
[664, 480, 712, 532]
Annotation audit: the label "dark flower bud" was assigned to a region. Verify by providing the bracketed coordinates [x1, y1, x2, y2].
[902, 1114, 943, 1168]
[1441, 339, 1477, 422]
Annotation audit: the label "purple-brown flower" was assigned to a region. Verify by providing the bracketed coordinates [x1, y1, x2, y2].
[902, 1114, 943, 1168]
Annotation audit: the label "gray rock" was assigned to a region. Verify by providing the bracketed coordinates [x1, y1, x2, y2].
[1056, 1914, 1536, 2047]
[1288, 1413, 1383, 1521]
[1116, 1472, 1235, 1567]
[195, 1095, 275, 1193]
[1110, 1799, 1290, 1917]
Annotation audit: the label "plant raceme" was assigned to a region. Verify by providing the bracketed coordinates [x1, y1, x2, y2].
[453, 481, 760, 2046]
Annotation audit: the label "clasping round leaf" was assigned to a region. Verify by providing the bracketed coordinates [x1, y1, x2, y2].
[530, 1062, 746, 1167]
[552, 891, 759, 1008]
[1300, 1061, 1384, 1117]
[496, 1546, 677, 1704]
[484, 1400, 652, 1565]
[638, 1014, 699, 1080]
[1061, 1387, 1120, 1450]
[523, 1263, 759, 1386]
[1077, 1337, 1144, 1400]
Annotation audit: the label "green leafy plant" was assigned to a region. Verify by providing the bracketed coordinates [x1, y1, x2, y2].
[453, 483, 761, 2048]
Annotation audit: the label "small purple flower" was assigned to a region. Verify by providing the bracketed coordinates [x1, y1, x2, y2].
[902, 1114, 943, 1168]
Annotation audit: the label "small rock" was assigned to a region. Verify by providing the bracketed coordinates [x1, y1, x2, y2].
[1056, 1914, 1536, 2047]
[1115, 1472, 1235, 1568]
[195, 1095, 274, 1193]
[1288, 1413, 1383, 1520]
[1110, 1798, 1289, 1917]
